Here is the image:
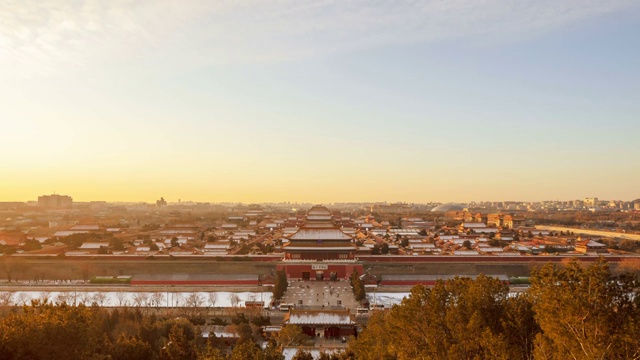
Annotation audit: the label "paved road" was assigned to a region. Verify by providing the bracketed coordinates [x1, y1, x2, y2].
[536, 225, 640, 241]
[281, 279, 358, 309]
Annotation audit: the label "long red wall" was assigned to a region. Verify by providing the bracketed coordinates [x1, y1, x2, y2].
[19, 254, 284, 261]
[130, 280, 260, 286]
[358, 255, 633, 263]
[379, 279, 510, 286]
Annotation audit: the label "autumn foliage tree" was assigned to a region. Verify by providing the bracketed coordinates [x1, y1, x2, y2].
[349, 275, 538, 360]
[0, 302, 102, 359]
[0, 259, 637, 360]
[349, 270, 366, 302]
[0, 303, 204, 360]
[111, 334, 154, 360]
[273, 270, 288, 301]
[275, 324, 308, 351]
[529, 258, 640, 359]
[349, 259, 640, 360]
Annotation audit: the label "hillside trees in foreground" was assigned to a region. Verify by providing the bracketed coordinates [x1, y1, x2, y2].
[0, 301, 295, 360]
[348, 258, 639, 360]
[529, 259, 640, 359]
[0, 258, 637, 360]
[349, 274, 538, 360]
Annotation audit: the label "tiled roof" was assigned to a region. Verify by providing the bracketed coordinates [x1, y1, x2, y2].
[289, 229, 351, 241]
[54, 230, 89, 237]
[284, 246, 355, 251]
[307, 215, 333, 221]
[70, 225, 100, 231]
[462, 223, 487, 228]
[286, 310, 354, 325]
[79, 242, 110, 249]
[204, 243, 230, 249]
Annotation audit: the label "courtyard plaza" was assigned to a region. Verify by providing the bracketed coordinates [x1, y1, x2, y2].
[281, 279, 360, 310]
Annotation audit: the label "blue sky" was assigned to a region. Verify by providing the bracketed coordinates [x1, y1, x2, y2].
[1, 1, 639, 203]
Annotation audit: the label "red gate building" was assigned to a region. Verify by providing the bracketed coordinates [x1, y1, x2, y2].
[284, 308, 357, 339]
[280, 205, 363, 280]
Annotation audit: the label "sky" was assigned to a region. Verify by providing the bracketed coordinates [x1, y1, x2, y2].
[1, 0, 639, 204]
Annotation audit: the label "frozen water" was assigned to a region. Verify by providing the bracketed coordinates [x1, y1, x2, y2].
[0, 290, 272, 308]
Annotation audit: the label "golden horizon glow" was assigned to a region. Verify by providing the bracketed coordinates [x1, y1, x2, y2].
[2, 1, 639, 203]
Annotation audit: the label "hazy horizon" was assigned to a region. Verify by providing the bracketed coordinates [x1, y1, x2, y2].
[2, 1, 639, 204]
[3, 194, 638, 205]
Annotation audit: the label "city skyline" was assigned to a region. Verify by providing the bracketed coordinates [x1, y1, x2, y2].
[2, 1, 640, 203]
[3, 192, 639, 205]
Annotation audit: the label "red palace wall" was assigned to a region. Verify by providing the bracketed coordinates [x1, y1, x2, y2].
[301, 326, 356, 338]
[278, 263, 364, 280]
[130, 279, 260, 286]
[379, 279, 510, 286]
[357, 255, 630, 263]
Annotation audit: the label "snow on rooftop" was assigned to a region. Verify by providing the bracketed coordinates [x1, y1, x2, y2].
[284, 246, 355, 251]
[479, 247, 505, 252]
[462, 223, 487, 228]
[453, 250, 480, 255]
[70, 225, 100, 231]
[79, 242, 110, 249]
[283, 348, 341, 360]
[287, 311, 354, 325]
[289, 229, 351, 241]
[158, 230, 195, 235]
[584, 240, 607, 247]
[54, 230, 89, 237]
[204, 243, 230, 249]
[470, 228, 499, 233]
[410, 243, 435, 249]
[307, 215, 333, 221]
[389, 229, 420, 234]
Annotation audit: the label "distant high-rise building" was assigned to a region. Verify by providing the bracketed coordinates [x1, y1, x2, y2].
[584, 197, 598, 209]
[156, 197, 167, 207]
[38, 194, 73, 209]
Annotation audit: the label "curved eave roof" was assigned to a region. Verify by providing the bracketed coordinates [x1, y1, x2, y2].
[289, 229, 352, 241]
